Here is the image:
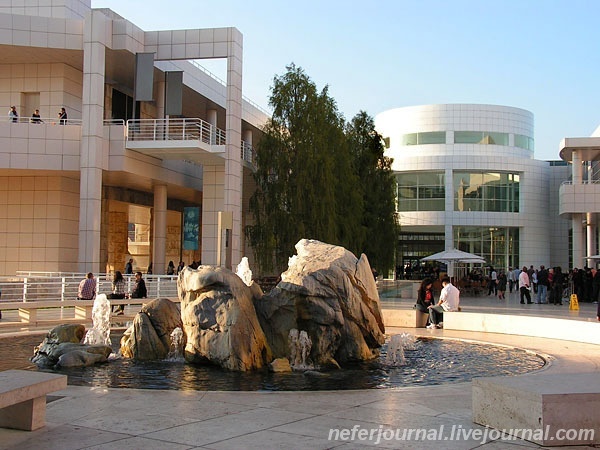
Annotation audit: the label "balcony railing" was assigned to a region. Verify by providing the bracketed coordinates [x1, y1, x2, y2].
[126, 118, 226, 145]
[7, 116, 82, 125]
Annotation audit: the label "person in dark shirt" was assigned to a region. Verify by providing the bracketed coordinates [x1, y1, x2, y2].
[130, 271, 147, 298]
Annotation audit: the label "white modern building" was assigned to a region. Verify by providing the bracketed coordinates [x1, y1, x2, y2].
[0, 0, 268, 276]
[376, 104, 572, 272]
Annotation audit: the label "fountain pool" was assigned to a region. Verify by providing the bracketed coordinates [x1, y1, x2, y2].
[0, 333, 546, 391]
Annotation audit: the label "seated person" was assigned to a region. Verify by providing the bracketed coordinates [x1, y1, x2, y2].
[77, 272, 96, 300]
[427, 276, 460, 329]
[415, 277, 435, 314]
[108, 270, 126, 314]
[130, 271, 147, 298]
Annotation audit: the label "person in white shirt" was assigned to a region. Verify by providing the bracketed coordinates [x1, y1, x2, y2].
[519, 265, 532, 304]
[427, 277, 460, 328]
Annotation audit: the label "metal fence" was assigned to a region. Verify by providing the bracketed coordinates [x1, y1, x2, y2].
[1, 273, 178, 303]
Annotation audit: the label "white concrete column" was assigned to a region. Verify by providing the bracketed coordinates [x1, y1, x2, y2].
[156, 81, 165, 119]
[78, 10, 109, 273]
[573, 213, 584, 270]
[152, 184, 167, 275]
[572, 150, 583, 184]
[222, 30, 243, 270]
[587, 213, 596, 265]
[207, 109, 217, 144]
[201, 165, 225, 265]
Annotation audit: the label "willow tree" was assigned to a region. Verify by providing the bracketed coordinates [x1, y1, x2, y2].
[346, 111, 398, 275]
[247, 64, 361, 273]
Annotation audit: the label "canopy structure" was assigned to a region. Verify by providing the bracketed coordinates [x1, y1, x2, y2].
[421, 248, 486, 281]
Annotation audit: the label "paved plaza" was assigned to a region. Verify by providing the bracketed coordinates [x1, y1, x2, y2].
[0, 291, 599, 449]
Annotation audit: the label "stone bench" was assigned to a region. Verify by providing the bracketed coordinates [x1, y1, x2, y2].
[382, 308, 429, 328]
[473, 372, 600, 446]
[0, 370, 67, 430]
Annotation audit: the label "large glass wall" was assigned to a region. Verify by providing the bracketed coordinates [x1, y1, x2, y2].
[453, 172, 519, 212]
[454, 226, 519, 270]
[397, 172, 445, 211]
[514, 134, 534, 151]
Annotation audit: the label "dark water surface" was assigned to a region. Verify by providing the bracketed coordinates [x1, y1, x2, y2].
[0, 333, 545, 391]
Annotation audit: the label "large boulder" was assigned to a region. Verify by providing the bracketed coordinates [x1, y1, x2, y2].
[120, 298, 184, 361]
[178, 266, 271, 371]
[31, 324, 112, 368]
[254, 239, 386, 369]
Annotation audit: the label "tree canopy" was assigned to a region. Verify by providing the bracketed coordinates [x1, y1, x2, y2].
[246, 64, 398, 275]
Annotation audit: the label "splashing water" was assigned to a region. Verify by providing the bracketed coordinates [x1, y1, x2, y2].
[82, 294, 111, 346]
[235, 256, 253, 287]
[288, 328, 314, 371]
[397, 332, 417, 350]
[166, 327, 184, 361]
[384, 334, 407, 367]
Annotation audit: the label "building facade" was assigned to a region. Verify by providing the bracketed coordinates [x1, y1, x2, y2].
[0, 0, 268, 276]
[375, 104, 557, 273]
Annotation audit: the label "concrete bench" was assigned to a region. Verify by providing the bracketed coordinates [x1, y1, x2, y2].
[382, 308, 429, 328]
[0, 370, 67, 430]
[473, 372, 600, 446]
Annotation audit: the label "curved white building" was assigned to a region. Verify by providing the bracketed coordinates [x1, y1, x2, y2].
[375, 104, 551, 271]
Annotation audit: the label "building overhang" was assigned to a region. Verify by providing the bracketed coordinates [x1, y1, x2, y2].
[559, 137, 600, 162]
[126, 140, 225, 165]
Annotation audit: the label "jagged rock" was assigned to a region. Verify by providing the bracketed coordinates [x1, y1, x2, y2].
[120, 298, 183, 360]
[178, 266, 271, 371]
[31, 324, 111, 368]
[254, 239, 386, 369]
[269, 357, 292, 373]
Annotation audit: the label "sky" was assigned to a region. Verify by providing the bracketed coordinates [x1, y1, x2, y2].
[92, 0, 600, 161]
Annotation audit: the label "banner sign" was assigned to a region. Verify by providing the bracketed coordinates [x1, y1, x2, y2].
[183, 207, 200, 250]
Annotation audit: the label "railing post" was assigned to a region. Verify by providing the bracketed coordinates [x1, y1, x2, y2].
[23, 277, 28, 302]
[153, 119, 157, 141]
[157, 276, 161, 298]
[182, 119, 186, 140]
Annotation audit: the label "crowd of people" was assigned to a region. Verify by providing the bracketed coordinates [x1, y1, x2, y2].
[7, 106, 67, 124]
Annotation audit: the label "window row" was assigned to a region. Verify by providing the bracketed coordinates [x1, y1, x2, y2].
[400, 131, 533, 150]
[396, 171, 520, 213]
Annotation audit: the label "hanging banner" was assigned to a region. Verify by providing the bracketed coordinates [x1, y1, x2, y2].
[183, 207, 200, 250]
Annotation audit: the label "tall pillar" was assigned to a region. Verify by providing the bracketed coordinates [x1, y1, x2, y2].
[572, 151, 583, 268]
[152, 184, 167, 275]
[207, 109, 217, 144]
[587, 213, 596, 265]
[78, 10, 109, 273]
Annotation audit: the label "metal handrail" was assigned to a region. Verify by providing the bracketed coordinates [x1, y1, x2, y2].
[2, 273, 178, 303]
[7, 117, 82, 125]
[126, 118, 227, 145]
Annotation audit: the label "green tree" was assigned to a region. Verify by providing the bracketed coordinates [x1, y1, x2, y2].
[346, 111, 398, 275]
[247, 65, 398, 276]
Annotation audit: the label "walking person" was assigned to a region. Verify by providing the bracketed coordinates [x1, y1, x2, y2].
[125, 258, 133, 275]
[537, 265, 548, 303]
[519, 266, 532, 304]
[497, 270, 507, 299]
[487, 267, 497, 296]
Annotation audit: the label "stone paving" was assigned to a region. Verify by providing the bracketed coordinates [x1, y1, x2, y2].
[0, 291, 599, 449]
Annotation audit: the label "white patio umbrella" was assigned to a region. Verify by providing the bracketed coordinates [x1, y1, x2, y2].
[421, 248, 486, 280]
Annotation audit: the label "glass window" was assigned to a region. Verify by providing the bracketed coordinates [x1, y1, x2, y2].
[454, 171, 519, 212]
[454, 131, 509, 145]
[515, 134, 534, 150]
[397, 172, 445, 212]
[401, 132, 446, 145]
[454, 226, 519, 270]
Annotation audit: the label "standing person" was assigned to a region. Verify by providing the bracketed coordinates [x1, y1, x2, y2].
[415, 277, 435, 316]
[147, 263, 152, 274]
[487, 267, 497, 296]
[30, 109, 43, 123]
[167, 260, 175, 275]
[497, 270, 507, 299]
[552, 266, 564, 305]
[592, 268, 600, 304]
[531, 269, 538, 294]
[427, 276, 460, 329]
[537, 265, 548, 303]
[125, 258, 133, 275]
[177, 260, 185, 274]
[519, 266, 532, 304]
[108, 271, 126, 314]
[507, 267, 515, 293]
[130, 271, 147, 298]
[8, 106, 18, 123]
[58, 107, 67, 124]
[77, 272, 96, 300]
